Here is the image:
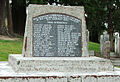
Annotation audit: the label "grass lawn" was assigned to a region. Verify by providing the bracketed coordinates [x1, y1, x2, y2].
[89, 42, 100, 53]
[0, 40, 23, 61]
[0, 39, 100, 61]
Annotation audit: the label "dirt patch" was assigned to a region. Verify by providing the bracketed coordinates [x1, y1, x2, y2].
[0, 35, 20, 41]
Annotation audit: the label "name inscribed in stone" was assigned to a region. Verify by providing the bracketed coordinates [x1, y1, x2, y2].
[33, 14, 82, 57]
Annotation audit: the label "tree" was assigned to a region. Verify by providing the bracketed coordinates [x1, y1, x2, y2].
[0, 0, 7, 35]
[59, 0, 106, 42]
[12, 0, 26, 35]
[12, 0, 46, 35]
[59, 0, 120, 52]
[99, 0, 120, 51]
[6, 0, 13, 35]
[0, 0, 13, 36]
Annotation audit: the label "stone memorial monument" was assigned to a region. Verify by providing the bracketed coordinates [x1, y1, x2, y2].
[23, 12, 88, 57]
[103, 41, 110, 59]
[100, 31, 110, 56]
[114, 32, 120, 56]
[0, 5, 120, 82]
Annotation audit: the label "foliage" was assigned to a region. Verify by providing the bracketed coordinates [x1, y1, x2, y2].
[59, 0, 120, 43]
[0, 40, 23, 61]
[27, 0, 46, 5]
[11, 0, 120, 42]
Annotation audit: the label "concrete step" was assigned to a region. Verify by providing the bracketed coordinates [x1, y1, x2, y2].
[0, 62, 120, 82]
[9, 54, 114, 73]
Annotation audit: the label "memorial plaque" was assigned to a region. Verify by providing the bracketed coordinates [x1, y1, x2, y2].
[33, 13, 82, 57]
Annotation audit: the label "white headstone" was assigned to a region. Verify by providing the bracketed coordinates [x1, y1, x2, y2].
[100, 31, 109, 56]
[100, 35, 104, 55]
[114, 32, 119, 56]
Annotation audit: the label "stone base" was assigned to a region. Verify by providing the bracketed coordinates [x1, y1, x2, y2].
[0, 62, 120, 82]
[9, 54, 114, 73]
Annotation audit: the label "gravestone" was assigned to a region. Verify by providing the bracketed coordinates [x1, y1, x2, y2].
[114, 32, 120, 56]
[100, 31, 109, 55]
[22, 5, 89, 57]
[103, 31, 109, 43]
[103, 41, 110, 59]
[100, 35, 104, 55]
[89, 50, 94, 56]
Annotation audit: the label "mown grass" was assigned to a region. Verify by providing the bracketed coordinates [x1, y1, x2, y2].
[89, 42, 100, 53]
[0, 40, 100, 61]
[0, 39, 23, 61]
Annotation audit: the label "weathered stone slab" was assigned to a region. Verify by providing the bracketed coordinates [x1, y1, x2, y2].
[33, 14, 82, 57]
[103, 41, 110, 59]
[0, 62, 120, 82]
[100, 31, 109, 56]
[9, 54, 114, 73]
[100, 35, 104, 55]
[89, 50, 94, 56]
[23, 4, 89, 57]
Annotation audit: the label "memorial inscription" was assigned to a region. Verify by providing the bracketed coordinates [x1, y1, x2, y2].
[33, 13, 82, 57]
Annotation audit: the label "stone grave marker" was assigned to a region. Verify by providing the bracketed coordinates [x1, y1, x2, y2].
[103, 31, 109, 43]
[100, 35, 103, 55]
[89, 50, 94, 56]
[103, 41, 110, 59]
[22, 5, 89, 57]
[114, 32, 120, 56]
[100, 31, 109, 55]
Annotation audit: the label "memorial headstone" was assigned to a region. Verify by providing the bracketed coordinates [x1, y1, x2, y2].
[100, 31, 110, 56]
[22, 5, 89, 57]
[103, 31, 109, 42]
[89, 50, 95, 56]
[100, 35, 104, 55]
[103, 41, 110, 59]
[114, 32, 120, 56]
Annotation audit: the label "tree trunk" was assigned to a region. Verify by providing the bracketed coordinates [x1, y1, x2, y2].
[0, 0, 7, 35]
[90, 29, 99, 43]
[12, 0, 26, 35]
[108, 28, 114, 52]
[107, 1, 114, 52]
[6, 0, 13, 35]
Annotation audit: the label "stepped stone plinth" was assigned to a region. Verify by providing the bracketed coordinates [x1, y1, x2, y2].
[9, 54, 113, 73]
